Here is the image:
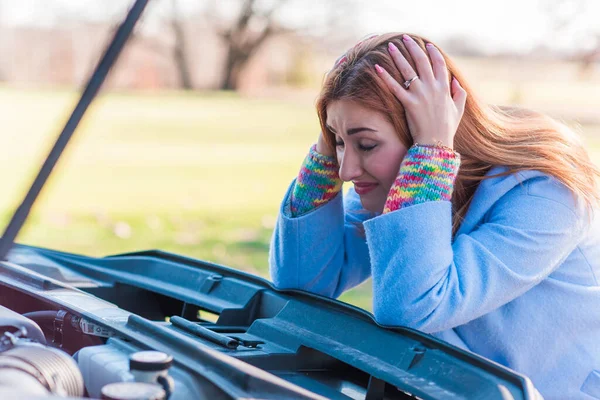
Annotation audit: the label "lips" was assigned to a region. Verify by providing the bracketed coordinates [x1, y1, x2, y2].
[353, 182, 378, 195]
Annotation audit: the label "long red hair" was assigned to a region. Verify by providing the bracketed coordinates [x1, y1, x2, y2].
[316, 32, 600, 234]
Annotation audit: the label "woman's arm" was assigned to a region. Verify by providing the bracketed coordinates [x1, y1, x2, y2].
[383, 144, 460, 213]
[369, 36, 589, 333]
[288, 144, 342, 216]
[269, 173, 373, 299]
[366, 173, 589, 333]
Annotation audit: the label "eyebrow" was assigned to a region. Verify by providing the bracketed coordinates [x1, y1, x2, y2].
[326, 125, 377, 136]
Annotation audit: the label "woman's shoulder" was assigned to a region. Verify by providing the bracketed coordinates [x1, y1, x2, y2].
[478, 166, 587, 217]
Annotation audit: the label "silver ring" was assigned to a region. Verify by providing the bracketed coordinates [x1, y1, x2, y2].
[403, 75, 419, 89]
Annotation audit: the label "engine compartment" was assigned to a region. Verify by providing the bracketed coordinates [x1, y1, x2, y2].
[0, 305, 86, 398]
[0, 288, 179, 399]
[0, 265, 251, 400]
[0, 247, 538, 400]
[0, 258, 370, 400]
[0, 272, 303, 400]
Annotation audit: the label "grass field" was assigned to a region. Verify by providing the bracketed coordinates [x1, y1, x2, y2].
[0, 81, 599, 311]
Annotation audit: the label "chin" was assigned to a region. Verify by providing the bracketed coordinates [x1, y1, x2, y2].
[359, 197, 385, 214]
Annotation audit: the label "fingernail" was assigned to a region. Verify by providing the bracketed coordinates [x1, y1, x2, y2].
[426, 43, 434, 49]
[402, 34, 411, 42]
[375, 64, 383, 74]
[388, 42, 398, 52]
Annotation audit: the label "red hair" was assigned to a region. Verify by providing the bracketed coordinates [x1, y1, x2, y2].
[317, 32, 600, 234]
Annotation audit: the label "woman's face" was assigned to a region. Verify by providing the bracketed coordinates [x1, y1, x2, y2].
[326, 99, 408, 213]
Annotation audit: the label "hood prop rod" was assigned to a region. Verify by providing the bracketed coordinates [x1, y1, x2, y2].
[0, 0, 149, 261]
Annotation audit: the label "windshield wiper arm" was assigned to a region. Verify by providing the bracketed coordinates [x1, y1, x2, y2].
[0, 0, 150, 261]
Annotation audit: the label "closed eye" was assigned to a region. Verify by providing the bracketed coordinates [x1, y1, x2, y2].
[360, 144, 377, 151]
[335, 142, 376, 151]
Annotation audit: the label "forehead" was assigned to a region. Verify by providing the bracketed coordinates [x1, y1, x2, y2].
[326, 100, 387, 129]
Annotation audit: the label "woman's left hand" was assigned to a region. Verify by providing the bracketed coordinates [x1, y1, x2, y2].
[374, 34, 467, 149]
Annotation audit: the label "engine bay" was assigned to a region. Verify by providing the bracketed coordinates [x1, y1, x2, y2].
[0, 246, 536, 400]
[0, 256, 317, 400]
[0, 285, 179, 399]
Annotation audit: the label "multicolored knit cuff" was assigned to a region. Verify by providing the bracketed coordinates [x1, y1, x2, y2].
[290, 144, 343, 217]
[383, 144, 461, 213]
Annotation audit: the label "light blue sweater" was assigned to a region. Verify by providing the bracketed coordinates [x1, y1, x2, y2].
[269, 165, 600, 399]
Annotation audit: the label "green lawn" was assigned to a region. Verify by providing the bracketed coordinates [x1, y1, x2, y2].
[0, 86, 599, 311]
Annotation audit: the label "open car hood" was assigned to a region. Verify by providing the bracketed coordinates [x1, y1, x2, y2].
[0, 244, 539, 399]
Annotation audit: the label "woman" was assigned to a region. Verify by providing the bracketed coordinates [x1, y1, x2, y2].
[269, 32, 600, 399]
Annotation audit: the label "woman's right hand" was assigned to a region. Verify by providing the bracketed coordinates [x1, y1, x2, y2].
[316, 131, 335, 158]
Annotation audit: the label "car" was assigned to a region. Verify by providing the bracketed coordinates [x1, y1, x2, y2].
[0, 1, 541, 399]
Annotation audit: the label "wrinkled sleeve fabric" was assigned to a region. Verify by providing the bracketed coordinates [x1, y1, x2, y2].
[269, 181, 374, 299]
[366, 175, 590, 333]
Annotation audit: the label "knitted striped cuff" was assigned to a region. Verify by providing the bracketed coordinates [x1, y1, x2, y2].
[290, 144, 343, 217]
[383, 144, 460, 213]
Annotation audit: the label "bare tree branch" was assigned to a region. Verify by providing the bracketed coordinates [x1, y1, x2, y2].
[219, 0, 295, 90]
[170, 0, 193, 90]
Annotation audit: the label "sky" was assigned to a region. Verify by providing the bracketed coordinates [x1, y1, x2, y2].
[360, 0, 600, 54]
[1, 0, 598, 54]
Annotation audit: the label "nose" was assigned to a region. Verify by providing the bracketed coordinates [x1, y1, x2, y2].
[338, 147, 363, 182]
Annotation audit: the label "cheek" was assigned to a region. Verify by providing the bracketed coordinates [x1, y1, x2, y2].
[369, 148, 406, 186]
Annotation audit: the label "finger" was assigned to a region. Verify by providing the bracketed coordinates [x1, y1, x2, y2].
[375, 64, 410, 103]
[387, 42, 418, 83]
[402, 34, 434, 82]
[425, 43, 449, 87]
[452, 78, 467, 116]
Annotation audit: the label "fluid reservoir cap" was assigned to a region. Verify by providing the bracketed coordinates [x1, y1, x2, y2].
[101, 382, 166, 400]
[129, 351, 173, 371]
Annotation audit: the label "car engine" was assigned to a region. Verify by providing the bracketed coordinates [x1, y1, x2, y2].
[0, 304, 179, 400]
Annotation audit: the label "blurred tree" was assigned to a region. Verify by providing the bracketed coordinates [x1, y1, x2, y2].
[542, 0, 600, 78]
[216, 0, 290, 90]
[207, 0, 359, 91]
[170, 0, 193, 89]
[0, 0, 360, 90]
[576, 35, 600, 78]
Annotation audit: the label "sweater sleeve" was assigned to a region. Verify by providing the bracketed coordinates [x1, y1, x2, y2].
[383, 144, 460, 213]
[269, 182, 374, 299]
[288, 144, 343, 217]
[365, 174, 590, 333]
